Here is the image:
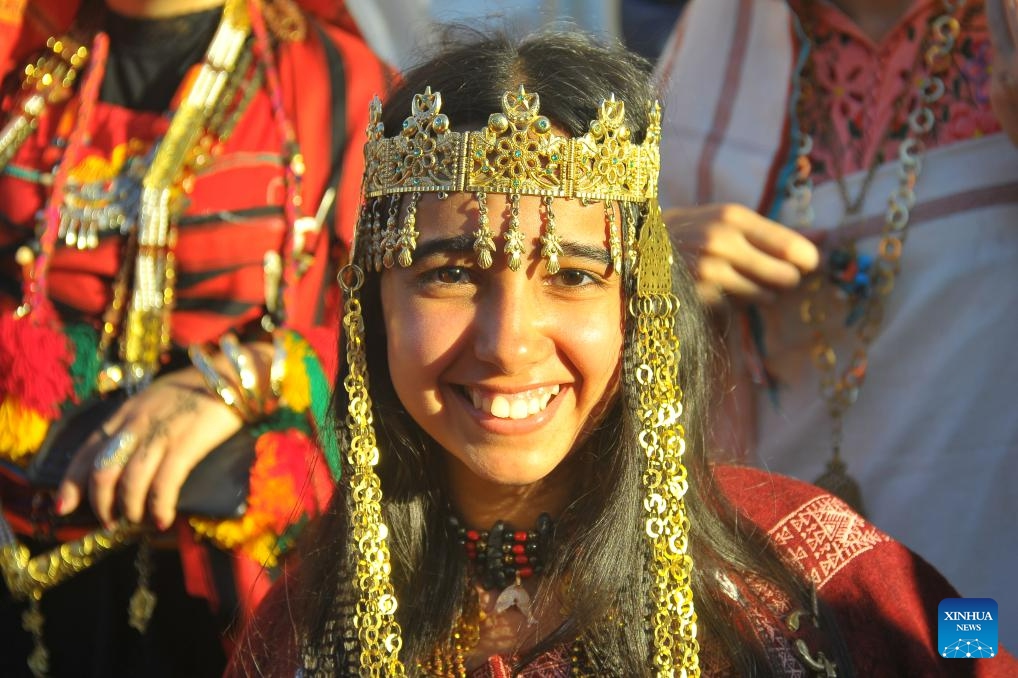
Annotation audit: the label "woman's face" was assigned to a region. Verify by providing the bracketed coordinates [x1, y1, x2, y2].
[380, 192, 624, 490]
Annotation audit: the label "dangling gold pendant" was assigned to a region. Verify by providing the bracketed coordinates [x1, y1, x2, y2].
[128, 584, 157, 633]
[814, 455, 866, 516]
[22, 598, 49, 677]
[129, 537, 157, 633]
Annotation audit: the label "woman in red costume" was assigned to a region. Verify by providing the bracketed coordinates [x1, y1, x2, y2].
[0, 0, 388, 675]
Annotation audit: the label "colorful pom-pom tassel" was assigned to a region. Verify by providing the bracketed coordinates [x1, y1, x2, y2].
[0, 307, 75, 461]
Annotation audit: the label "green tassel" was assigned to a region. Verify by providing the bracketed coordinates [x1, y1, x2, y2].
[64, 323, 100, 401]
[252, 407, 310, 437]
[302, 349, 341, 481]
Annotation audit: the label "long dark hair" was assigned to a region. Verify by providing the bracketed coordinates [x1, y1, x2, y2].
[295, 28, 854, 677]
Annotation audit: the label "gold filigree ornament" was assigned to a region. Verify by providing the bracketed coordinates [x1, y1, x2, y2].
[326, 84, 699, 677]
[358, 85, 660, 274]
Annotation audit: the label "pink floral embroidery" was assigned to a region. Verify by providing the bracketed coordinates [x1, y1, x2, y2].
[795, 1, 1001, 184]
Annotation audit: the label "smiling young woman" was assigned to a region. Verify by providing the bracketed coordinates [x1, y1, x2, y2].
[226, 28, 1018, 678]
[382, 192, 624, 508]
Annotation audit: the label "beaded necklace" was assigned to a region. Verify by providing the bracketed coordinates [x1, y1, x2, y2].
[417, 602, 600, 678]
[789, 0, 964, 511]
[450, 513, 552, 591]
[416, 514, 613, 677]
[449, 512, 552, 630]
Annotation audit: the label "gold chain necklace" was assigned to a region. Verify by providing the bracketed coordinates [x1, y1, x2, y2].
[789, 1, 964, 512]
[116, 0, 253, 389]
[417, 584, 600, 678]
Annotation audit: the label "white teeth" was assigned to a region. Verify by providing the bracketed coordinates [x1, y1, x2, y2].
[509, 399, 529, 419]
[466, 385, 562, 419]
[490, 395, 511, 418]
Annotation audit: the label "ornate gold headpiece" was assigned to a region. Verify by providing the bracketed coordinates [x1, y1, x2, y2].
[356, 85, 661, 273]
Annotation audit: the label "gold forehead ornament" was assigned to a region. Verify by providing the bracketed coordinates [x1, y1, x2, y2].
[356, 85, 661, 273]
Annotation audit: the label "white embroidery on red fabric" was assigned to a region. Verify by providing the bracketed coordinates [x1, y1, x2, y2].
[767, 494, 891, 588]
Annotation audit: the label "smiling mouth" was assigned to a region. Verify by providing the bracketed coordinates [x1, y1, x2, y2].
[459, 385, 562, 420]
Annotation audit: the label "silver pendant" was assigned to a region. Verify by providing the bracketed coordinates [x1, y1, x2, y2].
[494, 582, 537, 626]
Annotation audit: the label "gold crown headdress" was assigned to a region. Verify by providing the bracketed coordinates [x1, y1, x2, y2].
[333, 85, 698, 676]
[355, 84, 661, 274]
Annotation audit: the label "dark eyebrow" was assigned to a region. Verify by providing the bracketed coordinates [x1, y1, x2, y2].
[413, 234, 477, 261]
[559, 241, 613, 268]
[412, 234, 612, 268]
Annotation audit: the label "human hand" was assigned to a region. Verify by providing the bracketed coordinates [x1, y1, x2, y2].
[663, 203, 821, 307]
[55, 343, 272, 530]
[988, 0, 1018, 144]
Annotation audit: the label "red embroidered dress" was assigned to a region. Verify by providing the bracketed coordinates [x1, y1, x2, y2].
[225, 467, 1018, 676]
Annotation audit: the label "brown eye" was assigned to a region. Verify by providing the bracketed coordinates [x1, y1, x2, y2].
[555, 269, 596, 287]
[429, 267, 472, 284]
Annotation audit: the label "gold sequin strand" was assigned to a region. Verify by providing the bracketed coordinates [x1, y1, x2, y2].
[632, 199, 700, 677]
[0, 34, 89, 169]
[339, 265, 407, 677]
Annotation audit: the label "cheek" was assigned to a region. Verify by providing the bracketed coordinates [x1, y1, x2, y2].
[569, 304, 624, 388]
[380, 281, 468, 384]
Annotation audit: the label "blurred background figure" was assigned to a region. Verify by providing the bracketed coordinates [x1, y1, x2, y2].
[620, 0, 686, 60]
[655, 0, 1018, 650]
[0, 0, 387, 675]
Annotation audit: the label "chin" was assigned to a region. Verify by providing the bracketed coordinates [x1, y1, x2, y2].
[463, 452, 564, 488]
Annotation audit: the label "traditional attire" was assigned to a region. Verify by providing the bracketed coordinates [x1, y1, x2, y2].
[226, 466, 1018, 676]
[0, 1, 389, 675]
[655, 0, 1018, 650]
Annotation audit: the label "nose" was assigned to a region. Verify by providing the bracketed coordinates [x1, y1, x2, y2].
[472, 277, 552, 374]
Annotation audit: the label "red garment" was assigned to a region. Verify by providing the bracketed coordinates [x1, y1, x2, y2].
[225, 466, 1017, 676]
[0, 0, 389, 641]
[0, 17, 386, 361]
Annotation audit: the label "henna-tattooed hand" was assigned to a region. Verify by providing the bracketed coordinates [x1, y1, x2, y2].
[56, 341, 274, 530]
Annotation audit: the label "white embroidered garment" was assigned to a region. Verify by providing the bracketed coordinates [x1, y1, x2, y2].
[655, 0, 1018, 649]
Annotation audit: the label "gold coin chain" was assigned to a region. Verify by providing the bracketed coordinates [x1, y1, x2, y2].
[339, 265, 406, 677]
[633, 205, 700, 677]
[790, 1, 964, 507]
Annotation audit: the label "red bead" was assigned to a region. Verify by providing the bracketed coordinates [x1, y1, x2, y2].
[511, 544, 526, 555]
[514, 531, 528, 542]
[518, 566, 534, 578]
[466, 530, 480, 541]
[514, 554, 529, 565]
